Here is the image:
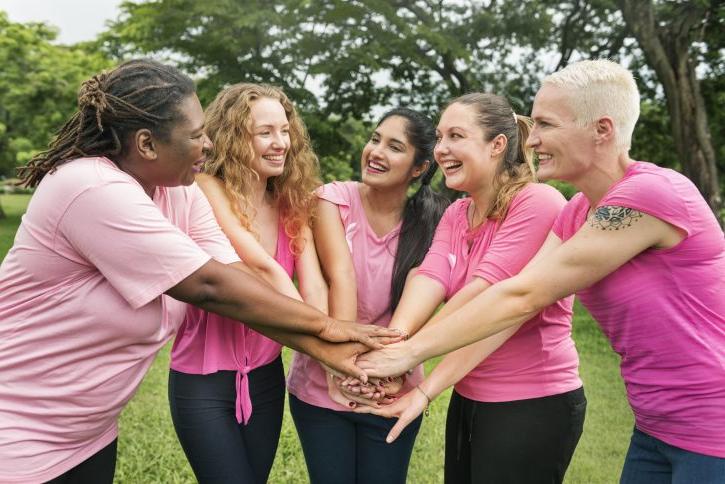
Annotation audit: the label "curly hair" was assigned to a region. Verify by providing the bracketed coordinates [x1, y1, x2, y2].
[203, 83, 320, 255]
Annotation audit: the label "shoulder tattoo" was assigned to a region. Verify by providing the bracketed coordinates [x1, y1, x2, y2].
[588, 206, 643, 231]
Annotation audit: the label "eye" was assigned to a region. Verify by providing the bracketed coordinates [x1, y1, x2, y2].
[369, 135, 380, 144]
[282, 128, 290, 135]
[390, 145, 403, 153]
[451, 132, 463, 139]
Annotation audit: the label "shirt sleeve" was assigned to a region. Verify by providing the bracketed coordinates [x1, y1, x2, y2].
[474, 184, 565, 284]
[598, 168, 693, 236]
[316, 181, 354, 226]
[416, 201, 460, 291]
[59, 181, 211, 309]
[187, 183, 241, 265]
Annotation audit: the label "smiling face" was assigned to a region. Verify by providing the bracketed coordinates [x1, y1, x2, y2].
[360, 115, 422, 190]
[434, 102, 500, 196]
[249, 97, 290, 179]
[152, 93, 211, 188]
[528, 84, 596, 183]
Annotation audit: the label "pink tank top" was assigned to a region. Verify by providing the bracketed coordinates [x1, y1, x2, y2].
[170, 218, 295, 424]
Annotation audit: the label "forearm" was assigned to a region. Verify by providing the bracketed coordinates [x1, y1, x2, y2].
[173, 260, 331, 336]
[408, 276, 542, 363]
[327, 276, 357, 321]
[255, 263, 304, 302]
[419, 323, 523, 399]
[388, 275, 445, 335]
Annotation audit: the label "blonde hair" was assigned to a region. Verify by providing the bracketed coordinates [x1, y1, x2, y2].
[203, 83, 320, 255]
[447, 93, 537, 221]
[543, 59, 640, 149]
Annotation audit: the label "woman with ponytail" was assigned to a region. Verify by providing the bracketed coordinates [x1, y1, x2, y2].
[287, 108, 448, 484]
[357, 93, 586, 484]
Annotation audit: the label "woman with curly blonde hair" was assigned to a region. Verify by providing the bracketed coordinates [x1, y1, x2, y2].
[168, 83, 329, 483]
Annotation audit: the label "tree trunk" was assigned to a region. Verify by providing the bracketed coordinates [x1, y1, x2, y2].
[618, 0, 722, 225]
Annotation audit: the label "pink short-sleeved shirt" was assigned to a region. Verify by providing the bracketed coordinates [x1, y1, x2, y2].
[287, 181, 424, 410]
[552, 161, 725, 457]
[170, 219, 294, 424]
[417, 183, 582, 402]
[0, 157, 239, 483]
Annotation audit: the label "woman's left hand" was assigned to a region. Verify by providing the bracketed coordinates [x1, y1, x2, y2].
[353, 387, 428, 443]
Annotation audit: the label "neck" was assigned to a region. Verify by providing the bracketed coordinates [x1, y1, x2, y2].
[115, 155, 155, 198]
[468, 183, 494, 224]
[575, 151, 634, 208]
[360, 182, 408, 219]
[250, 175, 270, 207]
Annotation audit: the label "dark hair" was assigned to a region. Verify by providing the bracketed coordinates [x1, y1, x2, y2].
[379, 108, 450, 313]
[446, 93, 536, 220]
[18, 59, 196, 187]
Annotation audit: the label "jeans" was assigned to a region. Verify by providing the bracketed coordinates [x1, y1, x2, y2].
[168, 356, 285, 484]
[289, 394, 422, 484]
[620, 427, 725, 484]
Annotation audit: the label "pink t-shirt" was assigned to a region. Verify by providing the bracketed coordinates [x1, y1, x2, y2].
[418, 183, 582, 402]
[287, 181, 424, 410]
[552, 161, 725, 458]
[0, 157, 239, 483]
[171, 219, 294, 424]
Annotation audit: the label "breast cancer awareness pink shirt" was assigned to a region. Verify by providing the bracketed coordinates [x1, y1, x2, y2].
[417, 183, 582, 402]
[170, 219, 294, 424]
[552, 161, 725, 458]
[0, 157, 239, 483]
[287, 181, 424, 410]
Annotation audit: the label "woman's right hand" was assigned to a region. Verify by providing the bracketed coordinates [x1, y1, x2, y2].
[318, 319, 405, 349]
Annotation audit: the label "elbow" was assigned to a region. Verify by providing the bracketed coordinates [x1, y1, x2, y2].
[502, 278, 551, 319]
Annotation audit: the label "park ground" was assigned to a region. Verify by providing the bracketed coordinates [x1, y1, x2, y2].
[0, 193, 633, 483]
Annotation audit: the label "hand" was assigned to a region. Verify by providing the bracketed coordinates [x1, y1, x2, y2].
[318, 319, 405, 349]
[353, 386, 429, 443]
[356, 341, 418, 378]
[315, 341, 370, 382]
[340, 376, 404, 400]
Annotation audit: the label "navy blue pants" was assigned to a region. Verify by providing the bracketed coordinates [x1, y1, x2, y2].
[45, 439, 117, 484]
[290, 394, 423, 484]
[169, 356, 285, 484]
[445, 387, 586, 484]
[620, 427, 725, 484]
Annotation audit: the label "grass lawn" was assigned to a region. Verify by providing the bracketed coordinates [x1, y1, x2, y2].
[1, 193, 633, 483]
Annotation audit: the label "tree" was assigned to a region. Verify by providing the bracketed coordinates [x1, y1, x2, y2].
[618, 0, 722, 221]
[0, 11, 111, 178]
[103, 1, 721, 212]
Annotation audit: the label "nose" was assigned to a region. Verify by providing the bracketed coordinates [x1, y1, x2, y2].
[525, 127, 539, 149]
[434, 137, 449, 161]
[202, 133, 213, 152]
[271, 131, 287, 150]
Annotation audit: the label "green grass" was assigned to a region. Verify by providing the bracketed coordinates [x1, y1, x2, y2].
[2, 193, 632, 483]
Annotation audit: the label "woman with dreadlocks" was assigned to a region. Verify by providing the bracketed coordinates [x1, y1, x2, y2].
[0, 59, 399, 483]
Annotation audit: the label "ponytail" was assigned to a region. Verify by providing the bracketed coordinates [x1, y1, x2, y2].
[390, 163, 449, 312]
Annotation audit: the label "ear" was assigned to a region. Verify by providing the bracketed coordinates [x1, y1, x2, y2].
[133, 129, 158, 161]
[412, 159, 430, 178]
[594, 116, 615, 144]
[491, 133, 508, 157]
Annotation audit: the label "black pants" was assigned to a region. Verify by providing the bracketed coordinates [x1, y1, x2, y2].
[445, 387, 586, 484]
[289, 394, 422, 484]
[168, 356, 285, 484]
[45, 439, 117, 484]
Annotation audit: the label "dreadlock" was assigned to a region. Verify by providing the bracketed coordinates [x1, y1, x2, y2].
[18, 59, 195, 187]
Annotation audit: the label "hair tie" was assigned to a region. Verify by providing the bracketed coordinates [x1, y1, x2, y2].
[512, 111, 517, 124]
[78, 73, 110, 132]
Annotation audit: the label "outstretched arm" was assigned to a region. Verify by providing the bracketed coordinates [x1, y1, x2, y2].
[359, 207, 683, 377]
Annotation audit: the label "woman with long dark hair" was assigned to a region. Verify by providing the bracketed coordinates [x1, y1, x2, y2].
[287, 108, 449, 484]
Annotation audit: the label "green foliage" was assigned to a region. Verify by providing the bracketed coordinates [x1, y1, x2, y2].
[0, 12, 112, 177]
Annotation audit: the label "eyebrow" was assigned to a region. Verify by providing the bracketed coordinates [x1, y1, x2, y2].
[254, 123, 290, 129]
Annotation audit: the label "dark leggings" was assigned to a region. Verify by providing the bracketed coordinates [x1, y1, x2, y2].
[168, 356, 285, 484]
[289, 393, 422, 484]
[445, 387, 586, 484]
[45, 439, 117, 484]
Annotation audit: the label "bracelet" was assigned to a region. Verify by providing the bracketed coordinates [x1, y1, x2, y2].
[415, 384, 432, 417]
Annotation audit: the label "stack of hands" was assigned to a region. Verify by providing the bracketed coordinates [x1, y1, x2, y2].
[321, 330, 432, 444]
